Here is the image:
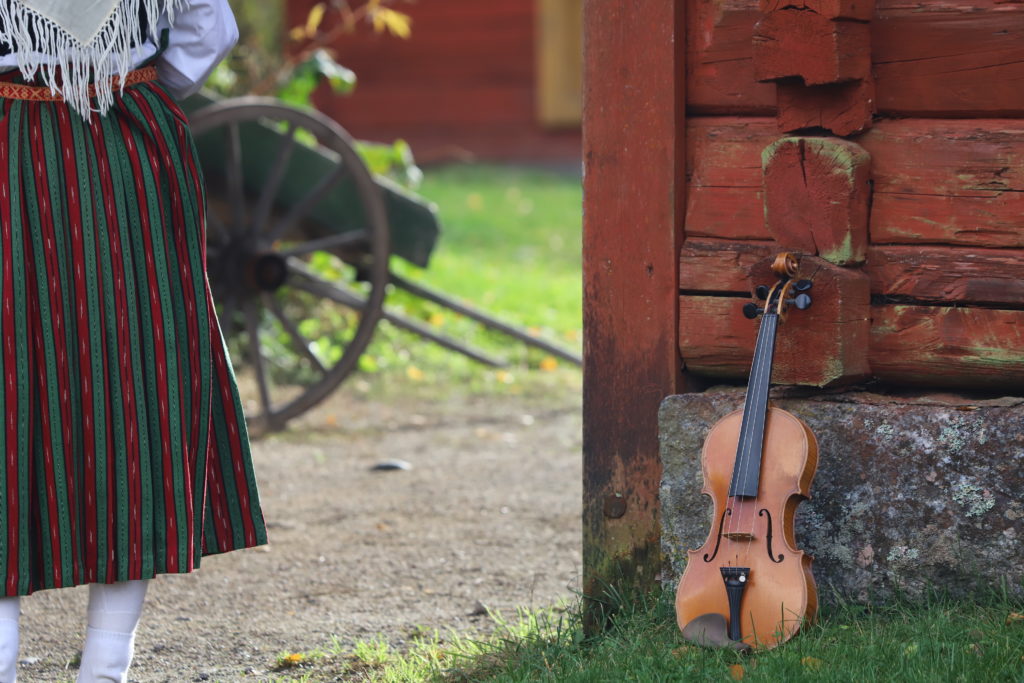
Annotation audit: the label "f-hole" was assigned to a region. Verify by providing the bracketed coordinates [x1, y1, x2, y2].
[759, 509, 784, 563]
[703, 509, 732, 562]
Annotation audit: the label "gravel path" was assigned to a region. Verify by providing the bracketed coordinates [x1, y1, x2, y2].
[16, 382, 583, 681]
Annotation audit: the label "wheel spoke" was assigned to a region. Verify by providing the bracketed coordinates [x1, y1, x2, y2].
[251, 121, 298, 237]
[265, 165, 348, 244]
[275, 230, 368, 257]
[287, 260, 368, 310]
[224, 122, 246, 230]
[243, 299, 273, 417]
[263, 292, 328, 375]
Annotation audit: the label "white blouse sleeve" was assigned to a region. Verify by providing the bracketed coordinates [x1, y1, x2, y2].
[155, 0, 239, 100]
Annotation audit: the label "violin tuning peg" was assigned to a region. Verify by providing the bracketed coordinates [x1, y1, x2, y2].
[794, 279, 813, 293]
[754, 285, 770, 300]
[742, 303, 763, 319]
[793, 293, 812, 310]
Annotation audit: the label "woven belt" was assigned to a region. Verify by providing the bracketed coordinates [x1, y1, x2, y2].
[0, 65, 159, 101]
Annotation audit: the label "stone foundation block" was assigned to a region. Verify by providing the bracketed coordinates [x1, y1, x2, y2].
[659, 389, 1024, 602]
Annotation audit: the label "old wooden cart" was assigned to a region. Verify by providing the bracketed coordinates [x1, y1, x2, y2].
[182, 94, 580, 436]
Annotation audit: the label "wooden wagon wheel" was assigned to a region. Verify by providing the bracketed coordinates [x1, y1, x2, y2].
[189, 97, 390, 436]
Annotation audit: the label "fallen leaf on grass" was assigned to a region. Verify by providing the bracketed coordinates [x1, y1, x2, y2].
[671, 645, 695, 658]
[539, 356, 559, 372]
[728, 664, 745, 680]
[406, 366, 424, 381]
[801, 656, 823, 671]
[1007, 612, 1024, 625]
[903, 643, 919, 656]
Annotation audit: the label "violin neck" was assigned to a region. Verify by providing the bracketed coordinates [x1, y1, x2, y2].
[729, 312, 779, 498]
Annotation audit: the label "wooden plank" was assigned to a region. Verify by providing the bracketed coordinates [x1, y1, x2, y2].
[680, 258, 871, 387]
[866, 120, 1024, 247]
[776, 77, 874, 136]
[686, 0, 776, 115]
[752, 12, 871, 85]
[583, 0, 684, 609]
[679, 238, 773, 292]
[687, 0, 1024, 116]
[685, 117, 1024, 248]
[870, 306, 1024, 389]
[867, 246, 1024, 306]
[685, 117, 775, 240]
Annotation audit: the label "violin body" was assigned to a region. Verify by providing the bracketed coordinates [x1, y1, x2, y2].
[675, 406, 818, 650]
[674, 252, 820, 651]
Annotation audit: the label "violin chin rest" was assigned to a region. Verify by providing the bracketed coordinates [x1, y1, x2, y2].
[680, 613, 753, 653]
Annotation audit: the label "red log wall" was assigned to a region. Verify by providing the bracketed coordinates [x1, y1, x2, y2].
[680, 0, 1024, 392]
[285, 0, 581, 162]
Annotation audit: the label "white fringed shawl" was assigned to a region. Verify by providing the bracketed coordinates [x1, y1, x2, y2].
[0, 0, 189, 116]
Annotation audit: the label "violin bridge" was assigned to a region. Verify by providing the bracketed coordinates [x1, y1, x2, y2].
[723, 532, 756, 542]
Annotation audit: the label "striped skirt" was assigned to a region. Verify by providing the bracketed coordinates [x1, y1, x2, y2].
[0, 73, 268, 596]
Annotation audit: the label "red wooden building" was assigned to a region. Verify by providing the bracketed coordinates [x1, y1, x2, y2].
[583, 0, 1024, 597]
[286, 0, 582, 162]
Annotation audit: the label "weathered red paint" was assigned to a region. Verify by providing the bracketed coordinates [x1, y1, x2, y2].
[686, 117, 1024, 247]
[286, 0, 581, 162]
[679, 257, 870, 387]
[688, 0, 1024, 116]
[582, 0, 684, 610]
[867, 246, 1024, 306]
[760, 0, 875, 21]
[762, 137, 870, 265]
[776, 77, 875, 136]
[753, 11, 870, 85]
[870, 306, 1024, 389]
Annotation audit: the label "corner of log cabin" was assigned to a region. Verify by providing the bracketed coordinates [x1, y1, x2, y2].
[680, 0, 1024, 394]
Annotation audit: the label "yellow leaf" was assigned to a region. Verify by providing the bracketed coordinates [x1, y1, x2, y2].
[325, 414, 337, 426]
[288, 26, 307, 42]
[428, 312, 445, 326]
[280, 653, 304, 667]
[406, 366, 424, 381]
[728, 663, 744, 680]
[903, 643, 919, 656]
[496, 370, 515, 384]
[539, 356, 559, 372]
[801, 656, 823, 671]
[372, 8, 412, 39]
[305, 2, 327, 37]
[1007, 612, 1024, 625]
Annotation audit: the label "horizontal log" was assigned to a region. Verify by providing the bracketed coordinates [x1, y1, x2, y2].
[679, 239, 773, 292]
[680, 259, 871, 387]
[680, 298, 1024, 390]
[680, 241, 1024, 308]
[688, 0, 1024, 116]
[866, 246, 1024, 306]
[870, 306, 1024, 389]
[685, 117, 1024, 247]
[685, 117, 775, 240]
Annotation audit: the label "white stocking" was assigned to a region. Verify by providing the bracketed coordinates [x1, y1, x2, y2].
[77, 580, 149, 683]
[0, 596, 19, 683]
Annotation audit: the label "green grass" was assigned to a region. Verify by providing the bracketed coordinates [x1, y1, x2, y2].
[355, 163, 583, 398]
[266, 587, 1024, 682]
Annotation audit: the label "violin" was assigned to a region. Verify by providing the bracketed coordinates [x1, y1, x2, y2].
[675, 252, 819, 651]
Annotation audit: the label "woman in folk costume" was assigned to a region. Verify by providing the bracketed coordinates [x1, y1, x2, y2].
[0, 0, 268, 680]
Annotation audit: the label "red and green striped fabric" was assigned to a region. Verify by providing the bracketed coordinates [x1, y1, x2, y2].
[0, 76, 267, 596]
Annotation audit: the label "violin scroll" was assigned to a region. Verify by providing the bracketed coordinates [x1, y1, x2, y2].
[744, 252, 814, 321]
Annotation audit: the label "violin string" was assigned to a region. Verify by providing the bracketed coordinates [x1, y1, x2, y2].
[726, 300, 770, 555]
[745, 309, 775, 565]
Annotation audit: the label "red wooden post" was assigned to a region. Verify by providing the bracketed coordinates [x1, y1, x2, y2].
[583, 0, 685, 619]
